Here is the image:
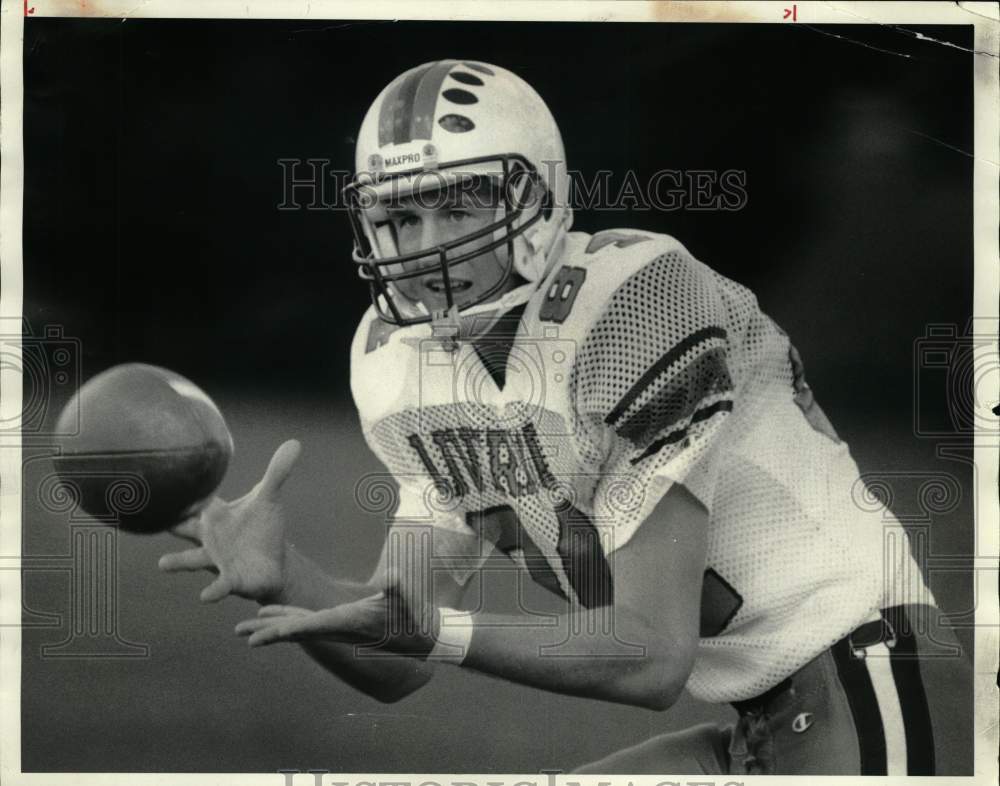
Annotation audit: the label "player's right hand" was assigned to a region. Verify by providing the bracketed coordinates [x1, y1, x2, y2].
[157, 439, 301, 604]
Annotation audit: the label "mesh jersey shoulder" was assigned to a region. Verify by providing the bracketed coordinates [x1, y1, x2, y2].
[566, 234, 750, 455]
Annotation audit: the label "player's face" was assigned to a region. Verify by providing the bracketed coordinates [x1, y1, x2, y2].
[385, 181, 513, 313]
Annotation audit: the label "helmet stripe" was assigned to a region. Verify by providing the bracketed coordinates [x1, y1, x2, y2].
[378, 62, 435, 147]
[378, 61, 459, 147]
[409, 60, 456, 142]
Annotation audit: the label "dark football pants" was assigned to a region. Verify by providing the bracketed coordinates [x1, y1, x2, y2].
[573, 605, 973, 775]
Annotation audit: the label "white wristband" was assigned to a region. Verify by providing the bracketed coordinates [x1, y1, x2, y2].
[429, 607, 474, 664]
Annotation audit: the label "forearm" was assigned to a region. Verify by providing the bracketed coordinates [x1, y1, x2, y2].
[272, 545, 435, 702]
[458, 606, 688, 711]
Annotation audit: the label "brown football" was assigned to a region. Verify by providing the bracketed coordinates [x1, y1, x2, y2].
[51, 364, 233, 533]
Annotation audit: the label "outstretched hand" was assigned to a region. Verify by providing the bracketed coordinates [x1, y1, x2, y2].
[158, 439, 301, 603]
[234, 583, 438, 656]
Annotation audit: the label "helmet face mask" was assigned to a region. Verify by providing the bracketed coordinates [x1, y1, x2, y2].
[348, 60, 573, 330]
[345, 154, 547, 325]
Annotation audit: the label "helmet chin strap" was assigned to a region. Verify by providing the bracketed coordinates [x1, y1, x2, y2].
[430, 281, 535, 349]
[430, 303, 463, 351]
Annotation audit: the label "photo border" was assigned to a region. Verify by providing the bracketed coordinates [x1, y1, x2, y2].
[1, 2, 997, 784]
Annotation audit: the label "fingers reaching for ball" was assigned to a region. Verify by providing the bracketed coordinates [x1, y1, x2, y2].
[255, 439, 302, 502]
[258, 604, 312, 618]
[158, 547, 215, 573]
[237, 608, 344, 647]
[234, 605, 311, 637]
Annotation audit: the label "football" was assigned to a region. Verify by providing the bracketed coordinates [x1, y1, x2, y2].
[51, 363, 233, 533]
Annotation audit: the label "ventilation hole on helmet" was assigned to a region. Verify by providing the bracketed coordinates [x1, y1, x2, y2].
[463, 62, 495, 76]
[438, 114, 475, 133]
[449, 71, 485, 86]
[442, 88, 478, 105]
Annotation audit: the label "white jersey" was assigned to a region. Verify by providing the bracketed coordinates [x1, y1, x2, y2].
[350, 229, 931, 703]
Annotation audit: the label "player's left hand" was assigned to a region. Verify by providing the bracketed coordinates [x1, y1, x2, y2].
[234, 583, 437, 656]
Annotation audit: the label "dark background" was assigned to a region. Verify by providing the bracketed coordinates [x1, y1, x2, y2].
[20, 18, 974, 773]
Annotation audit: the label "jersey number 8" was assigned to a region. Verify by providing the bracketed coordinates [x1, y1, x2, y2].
[539, 266, 587, 323]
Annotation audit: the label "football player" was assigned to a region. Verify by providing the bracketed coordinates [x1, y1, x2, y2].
[159, 60, 971, 775]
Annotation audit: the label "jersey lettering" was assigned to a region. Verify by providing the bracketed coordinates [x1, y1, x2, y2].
[539, 266, 587, 323]
[486, 429, 537, 497]
[408, 422, 555, 501]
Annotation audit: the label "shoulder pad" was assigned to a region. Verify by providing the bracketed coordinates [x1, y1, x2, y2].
[349, 306, 399, 408]
[574, 228, 685, 266]
[350, 305, 413, 361]
[349, 305, 380, 362]
[349, 304, 433, 424]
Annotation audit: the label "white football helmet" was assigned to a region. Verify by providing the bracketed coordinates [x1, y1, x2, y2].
[345, 60, 572, 326]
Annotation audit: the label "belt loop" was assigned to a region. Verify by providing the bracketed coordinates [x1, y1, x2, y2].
[882, 613, 898, 649]
[849, 612, 896, 652]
